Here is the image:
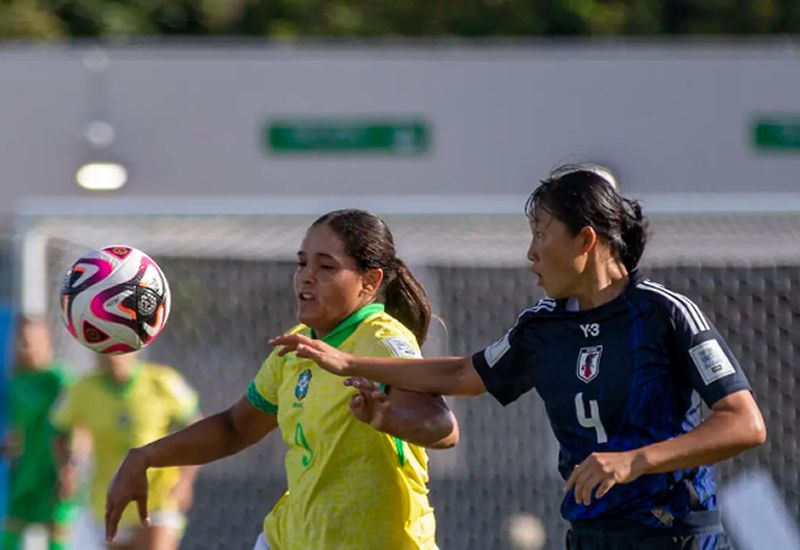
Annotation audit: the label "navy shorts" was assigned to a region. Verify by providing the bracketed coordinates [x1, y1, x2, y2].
[566, 529, 730, 550]
[566, 511, 730, 550]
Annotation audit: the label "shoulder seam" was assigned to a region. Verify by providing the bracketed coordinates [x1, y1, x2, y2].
[636, 280, 710, 335]
[144, 363, 175, 375]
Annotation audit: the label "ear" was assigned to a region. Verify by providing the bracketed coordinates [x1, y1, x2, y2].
[360, 268, 384, 296]
[577, 226, 598, 255]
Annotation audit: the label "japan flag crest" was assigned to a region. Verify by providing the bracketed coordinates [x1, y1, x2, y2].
[576, 345, 602, 383]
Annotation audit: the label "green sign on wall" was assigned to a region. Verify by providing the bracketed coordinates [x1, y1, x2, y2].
[265, 118, 430, 155]
[753, 116, 800, 151]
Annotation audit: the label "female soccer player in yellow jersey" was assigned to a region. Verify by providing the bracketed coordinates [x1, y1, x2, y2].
[106, 209, 459, 550]
[53, 351, 201, 550]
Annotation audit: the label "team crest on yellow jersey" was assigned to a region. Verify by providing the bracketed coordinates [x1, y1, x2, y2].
[117, 413, 131, 429]
[295, 369, 312, 400]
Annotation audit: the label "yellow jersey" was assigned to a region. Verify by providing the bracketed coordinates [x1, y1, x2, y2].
[52, 362, 198, 527]
[248, 303, 438, 550]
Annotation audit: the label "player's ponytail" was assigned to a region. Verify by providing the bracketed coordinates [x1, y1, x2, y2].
[620, 197, 647, 271]
[527, 163, 649, 271]
[311, 209, 432, 345]
[383, 258, 431, 345]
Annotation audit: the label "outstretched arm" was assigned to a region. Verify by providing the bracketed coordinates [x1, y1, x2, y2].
[168, 412, 205, 513]
[345, 377, 459, 449]
[105, 396, 277, 541]
[270, 333, 486, 397]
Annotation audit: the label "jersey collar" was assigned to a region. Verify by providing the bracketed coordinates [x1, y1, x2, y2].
[310, 303, 385, 349]
[628, 268, 644, 287]
[560, 268, 645, 313]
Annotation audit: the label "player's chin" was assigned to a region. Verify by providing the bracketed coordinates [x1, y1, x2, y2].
[535, 273, 553, 294]
[540, 281, 566, 299]
[297, 303, 322, 326]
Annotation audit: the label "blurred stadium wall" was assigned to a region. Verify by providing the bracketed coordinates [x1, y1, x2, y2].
[0, 41, 799, 215]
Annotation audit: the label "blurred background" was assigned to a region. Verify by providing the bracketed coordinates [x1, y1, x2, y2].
[2, 2, 800, 549]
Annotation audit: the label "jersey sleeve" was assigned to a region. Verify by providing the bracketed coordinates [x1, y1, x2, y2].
[375, 334, 422, 359]
[669, 298, 751, 406]
[248, 351, 281, 415]
[249, 324, 308, 415]
[471, 314, 538, 406]
[50, 381, 83, 431]
[358, 324, 422, 393]
[51, 362, 73, 388]
[162, 370, 200, 426]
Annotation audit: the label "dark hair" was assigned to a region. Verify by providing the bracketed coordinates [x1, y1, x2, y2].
[311, 209, 431, 344]
[525, 164, 648, 271]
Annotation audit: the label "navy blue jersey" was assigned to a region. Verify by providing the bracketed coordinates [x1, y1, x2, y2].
[472, 270, 751, 528]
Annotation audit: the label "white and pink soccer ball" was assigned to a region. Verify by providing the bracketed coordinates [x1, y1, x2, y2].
[60, 246, 171, 354]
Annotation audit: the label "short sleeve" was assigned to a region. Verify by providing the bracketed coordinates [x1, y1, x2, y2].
[670, 299, 751, 407]
[51, 382, 82, 431]
[377, 335, 422, 359]
[248, 351, 281, 415]
[361, 324, 422, 393]
[472, 319, 537, 406]
[163, 371, 199, 425]
[51, 362, 72, 389]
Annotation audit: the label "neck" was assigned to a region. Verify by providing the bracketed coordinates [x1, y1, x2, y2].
[573, 259, 629, 310]
[107, 365, 132, 384]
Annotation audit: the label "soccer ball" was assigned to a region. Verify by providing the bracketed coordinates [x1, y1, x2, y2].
[60, 245, 171, 354]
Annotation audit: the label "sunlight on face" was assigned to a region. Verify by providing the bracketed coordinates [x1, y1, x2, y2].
[15, 321, 52, 368]
[527, 207, 587, 299]
[294, 223, 378, 337]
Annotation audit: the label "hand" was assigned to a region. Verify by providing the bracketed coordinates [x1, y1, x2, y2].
[57, 462, 79, 500]
[269, 334, 353, 376]
[344, 377, 391, 429]
[564, 451, 643, 506]
[105, 448, 150, 542]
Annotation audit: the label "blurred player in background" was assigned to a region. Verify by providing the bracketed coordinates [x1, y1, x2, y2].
[53, 352, 201, 550]
[1, 316, 77, 550]
[106, 209, 459, 550]
[272, 166, 767, 550]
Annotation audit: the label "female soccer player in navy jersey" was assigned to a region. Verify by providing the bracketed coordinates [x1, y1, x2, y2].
[272, 164, 767, 549]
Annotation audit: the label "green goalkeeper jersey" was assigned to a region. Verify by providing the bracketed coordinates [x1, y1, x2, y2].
[6, 363, 69, 520]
